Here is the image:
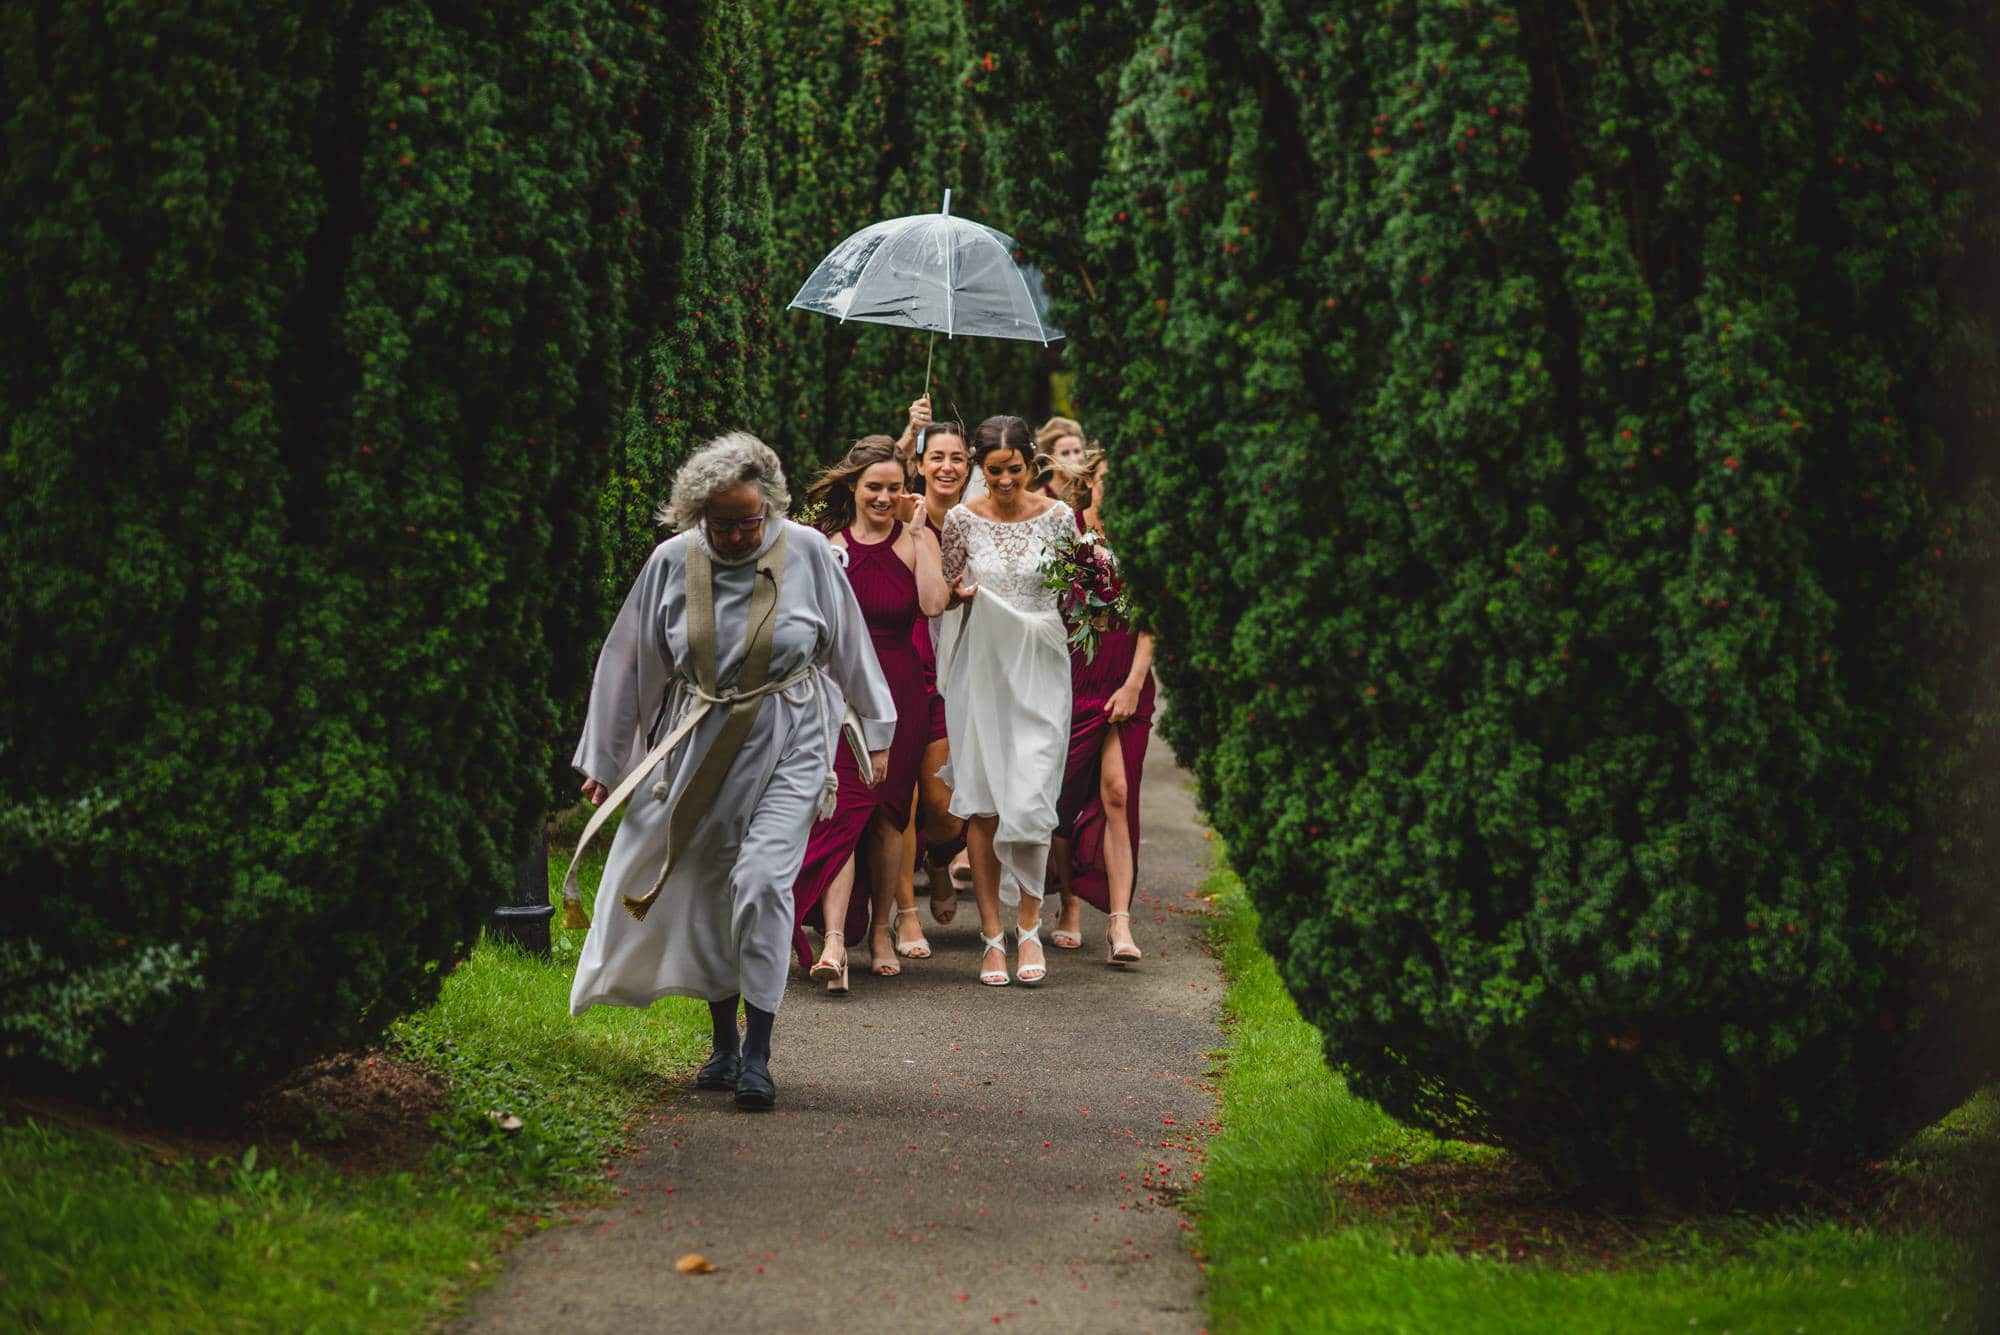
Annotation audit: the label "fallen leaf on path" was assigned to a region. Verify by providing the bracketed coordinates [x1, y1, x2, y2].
[675, 1253, 718, 1274]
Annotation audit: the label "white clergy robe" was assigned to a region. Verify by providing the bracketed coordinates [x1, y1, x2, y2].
[569, 517, 895, 1015]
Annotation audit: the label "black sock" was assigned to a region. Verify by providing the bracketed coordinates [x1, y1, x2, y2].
[742, 1002, 774, 1064]
[709, 996, 741, 1056]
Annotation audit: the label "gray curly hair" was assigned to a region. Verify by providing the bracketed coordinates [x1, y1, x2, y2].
[656, 431, 791, 531]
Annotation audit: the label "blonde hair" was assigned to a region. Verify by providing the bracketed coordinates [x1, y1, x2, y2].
[1042, 448, 1106, 512]
[1035, 416, 1086, 455]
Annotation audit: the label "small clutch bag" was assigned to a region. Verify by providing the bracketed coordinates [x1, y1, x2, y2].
[839, 705, 871, 774]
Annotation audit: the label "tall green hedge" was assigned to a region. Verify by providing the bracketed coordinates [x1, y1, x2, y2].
[587, 0, 1049, 617]
[967, 0, 1149, 369]
[1, 0, 685, 1104]
[752, 0, 1042, 466]
[0, 0, 1077, 1103]
[1075, 0, 2000, 1191]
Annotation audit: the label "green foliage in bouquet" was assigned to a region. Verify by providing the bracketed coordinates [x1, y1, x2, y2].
[1075, 0, 2000, 1193]
[1040, 528, 1131, 663]
[0, 0, 683, 1105]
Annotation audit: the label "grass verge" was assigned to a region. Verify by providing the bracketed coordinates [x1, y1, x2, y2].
[1193, 867, 2000, 1335]
[1, 828, 707, 1332]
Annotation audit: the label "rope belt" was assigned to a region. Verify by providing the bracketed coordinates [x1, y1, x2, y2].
[557, 657, 842, 923]
[559, 524, 866, 930]
[560, 527, 791, 926]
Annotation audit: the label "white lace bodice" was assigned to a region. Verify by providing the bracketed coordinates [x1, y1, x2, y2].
[941, 501, 1075, 614]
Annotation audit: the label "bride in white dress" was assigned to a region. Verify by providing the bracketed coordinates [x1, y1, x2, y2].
[937, 415, 1075, 986]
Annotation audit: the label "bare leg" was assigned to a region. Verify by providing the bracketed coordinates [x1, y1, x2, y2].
[1014, 887, 1046, 982]
[866, 812, 922, 972]
[1100, 729, 1140, 962]
[966, 814, 1007, 982]
[917, 736, 961, 920]
[811, 854, 857, 989]
[891, 816, 932, 958]
[925, 849, 957, 920]
[1050, 835, 1082, 948]
[896, 804, 918, 928]
[917, 737, 959, 844]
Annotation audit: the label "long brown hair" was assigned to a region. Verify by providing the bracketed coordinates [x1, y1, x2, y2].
[918, 419, 971, 503]
[804, 435, 907, 534]
[971, 414, 1034, 474]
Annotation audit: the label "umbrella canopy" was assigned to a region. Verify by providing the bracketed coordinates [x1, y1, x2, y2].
[787, 190, 1063, 346]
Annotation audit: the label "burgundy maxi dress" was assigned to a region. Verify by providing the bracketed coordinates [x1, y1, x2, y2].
[1053, 514, 1156, 912]
[791, 523, 927, 966]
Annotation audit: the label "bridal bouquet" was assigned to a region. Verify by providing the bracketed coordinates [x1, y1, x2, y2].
[1040, 529, 1130, 663]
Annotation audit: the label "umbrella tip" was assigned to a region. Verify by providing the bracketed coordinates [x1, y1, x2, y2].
[941, 188, 952, 218]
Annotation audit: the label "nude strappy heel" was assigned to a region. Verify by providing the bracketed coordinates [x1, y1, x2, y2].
[1049, 899, 1083, 950]
[978, 931, 1010, 986]
[1106, 911, 1142, 966]
[892, 905, 932, 959]
[810, 929, 849, 994]
[1013, 919, 1047, 985]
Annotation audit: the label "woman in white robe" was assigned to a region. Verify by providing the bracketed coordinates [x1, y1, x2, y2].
[565, 432, 895, 1110]
[937, 415, 1075, 987]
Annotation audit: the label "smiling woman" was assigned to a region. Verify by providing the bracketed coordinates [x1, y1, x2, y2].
[792, 436, 949, 988]
[937, 415, 1077, 988]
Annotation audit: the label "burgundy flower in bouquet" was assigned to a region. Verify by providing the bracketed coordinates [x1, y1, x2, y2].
[1040, 529, 1130, 662]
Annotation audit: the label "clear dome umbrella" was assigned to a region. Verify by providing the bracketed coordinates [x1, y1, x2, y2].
[787, 190, 1064, 401]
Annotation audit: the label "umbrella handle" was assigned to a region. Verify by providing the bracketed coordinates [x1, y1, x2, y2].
[931, 189, 949, 404]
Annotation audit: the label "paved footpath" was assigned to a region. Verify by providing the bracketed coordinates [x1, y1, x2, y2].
[465, 737, 1222, 1333]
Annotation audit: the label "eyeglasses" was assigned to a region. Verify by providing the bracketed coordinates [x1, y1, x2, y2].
[705, 513, 767, 536]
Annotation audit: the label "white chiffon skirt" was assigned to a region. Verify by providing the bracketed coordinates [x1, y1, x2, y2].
[936, 588, 1071, 907]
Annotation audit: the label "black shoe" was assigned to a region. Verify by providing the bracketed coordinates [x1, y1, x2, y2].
[733, 1055, 776, 1111]
[695, 1049, 740, 1091]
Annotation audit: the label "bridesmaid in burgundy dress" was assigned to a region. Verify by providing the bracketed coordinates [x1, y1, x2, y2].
[791, 436, 949, 988]
[1048, 452, 1154, 965]
[908, 419, 972, 923]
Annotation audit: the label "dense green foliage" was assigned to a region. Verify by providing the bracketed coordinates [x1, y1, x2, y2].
[0, 0, 1061, 1106]
[1070, 0, 2000, 1190]
[581, 0, 1053, 786]
[0, 0, 682, 1104]
[1195, 867, 1998, 1332]
[18, 0, 1991, 1206]
[0, 771, 203, 1072]
[2, 844, 707, 1330]
[597, 0, 1046, 592]
[969, 1, 1150, 375]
